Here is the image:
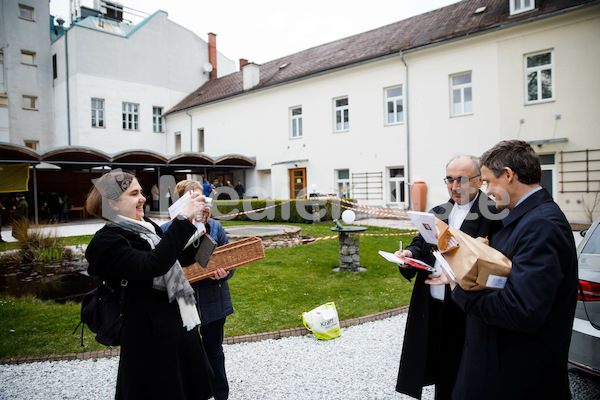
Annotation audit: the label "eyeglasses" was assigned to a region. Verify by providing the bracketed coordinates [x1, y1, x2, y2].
[443, 174, 481, 185]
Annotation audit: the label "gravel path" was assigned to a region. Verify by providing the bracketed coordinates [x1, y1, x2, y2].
[1, 312, 599, 400]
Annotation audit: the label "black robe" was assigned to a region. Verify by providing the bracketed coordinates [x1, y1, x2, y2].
[396, 192, 502, 399]
[86, 217, 213, 400]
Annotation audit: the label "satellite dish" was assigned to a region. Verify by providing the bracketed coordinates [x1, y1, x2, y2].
[202, 62, 213, 73]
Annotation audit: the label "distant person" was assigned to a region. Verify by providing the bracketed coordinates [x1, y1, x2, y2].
[85, 170, 214, 400]
[395, 155, 502, 400]
[151, 183, 159, 211]
[202, 179, 213, 197]
[13, 194, 29, 222]
[0, 201, 5, 242]
[434, 140, 578, 400]
[162, 179, 234, 400]
[60, 192, 70, 223]
[48, 190, 60, 223]
[234, 180, 245, 199]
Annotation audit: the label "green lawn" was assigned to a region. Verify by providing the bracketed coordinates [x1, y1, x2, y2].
[0, 221, 416, 359]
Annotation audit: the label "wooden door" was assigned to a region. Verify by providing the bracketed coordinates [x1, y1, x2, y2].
[289, 168, 306, 199]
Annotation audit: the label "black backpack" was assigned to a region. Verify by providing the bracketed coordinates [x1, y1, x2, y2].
[73, 277, 128, 347]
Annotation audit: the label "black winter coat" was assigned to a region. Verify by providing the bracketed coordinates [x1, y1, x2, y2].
[85, 217, 213, 400]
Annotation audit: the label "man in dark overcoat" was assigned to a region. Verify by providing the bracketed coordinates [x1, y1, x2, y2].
[396, 155, 503, 399]
[437, 140, 578, 400]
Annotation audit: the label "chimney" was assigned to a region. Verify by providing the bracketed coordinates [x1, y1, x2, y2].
[239, 58, 249, 69]
[242, 62, 260, 91]
[208, 32, 217, 80]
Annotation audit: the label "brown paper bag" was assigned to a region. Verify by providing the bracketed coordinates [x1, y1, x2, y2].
[435, 218, 511, 291]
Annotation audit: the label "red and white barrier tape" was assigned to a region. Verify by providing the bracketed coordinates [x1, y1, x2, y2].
[326, 194, 408, 217]
[266, 231, 418, 246]
[210, 199, 294, 219]
[341, 204, 404, 218]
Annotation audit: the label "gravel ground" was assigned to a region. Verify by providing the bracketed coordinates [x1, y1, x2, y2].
[1, 313, 599, 400]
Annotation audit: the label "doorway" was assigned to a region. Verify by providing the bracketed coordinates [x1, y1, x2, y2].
[289, 168, 306, 199]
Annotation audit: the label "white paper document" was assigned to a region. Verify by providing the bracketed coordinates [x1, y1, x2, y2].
[378, 250, 434, 272]
[407, 211, 438, 244]
[432, 251, 458, 283]
[168, 190, 206, 248]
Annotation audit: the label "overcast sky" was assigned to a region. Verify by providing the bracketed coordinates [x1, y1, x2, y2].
[50, 0, 461, 66]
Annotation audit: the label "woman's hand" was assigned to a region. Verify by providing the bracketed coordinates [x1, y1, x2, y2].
[181, 192, 206, 221]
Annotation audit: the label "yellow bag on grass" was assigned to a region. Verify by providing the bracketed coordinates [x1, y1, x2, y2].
[302, 302, 341, 340]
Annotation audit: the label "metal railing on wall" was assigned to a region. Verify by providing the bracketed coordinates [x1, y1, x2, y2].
[559, 149, 600, 193]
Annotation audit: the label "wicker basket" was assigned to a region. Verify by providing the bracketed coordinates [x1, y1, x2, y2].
[183, 236, 265, 283]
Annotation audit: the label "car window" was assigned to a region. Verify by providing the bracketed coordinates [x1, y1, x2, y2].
[581, 226, 600, 255]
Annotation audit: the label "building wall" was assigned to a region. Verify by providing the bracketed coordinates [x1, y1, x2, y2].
[51, 10, 236, 153]
[0, 0, 54, 148]
[167, 57, 409, 205]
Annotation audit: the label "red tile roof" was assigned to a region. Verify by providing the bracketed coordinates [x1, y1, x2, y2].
[167, 0, 598, 115]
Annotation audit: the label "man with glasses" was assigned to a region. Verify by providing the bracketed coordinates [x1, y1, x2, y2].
[395, 155, 502, 400]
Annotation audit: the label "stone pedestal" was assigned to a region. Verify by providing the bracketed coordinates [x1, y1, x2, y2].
[338, 232, 361, 271]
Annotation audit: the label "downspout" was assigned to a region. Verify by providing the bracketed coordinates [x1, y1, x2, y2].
[186, 110, 193, 151]
[64, 29, 71, 146]
[399, 50, 411, 209]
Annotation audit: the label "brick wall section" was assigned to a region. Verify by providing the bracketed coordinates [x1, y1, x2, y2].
[0, 306, 409, 365]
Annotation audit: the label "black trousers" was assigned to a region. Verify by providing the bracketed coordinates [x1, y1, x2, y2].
[200, 317, 229, 400]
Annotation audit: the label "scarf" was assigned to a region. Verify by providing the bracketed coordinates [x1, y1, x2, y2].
[108, 216, 201, 331]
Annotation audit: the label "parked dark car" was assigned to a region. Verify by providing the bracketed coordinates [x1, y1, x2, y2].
[568, 216, 600, 376]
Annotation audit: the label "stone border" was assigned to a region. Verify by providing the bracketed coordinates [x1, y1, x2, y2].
[0, 306, 408, 365]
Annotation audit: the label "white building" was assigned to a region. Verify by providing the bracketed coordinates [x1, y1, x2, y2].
[50, 3, 236, 153]
[165, 0, 600, 222]
[0, 0, 55, 148]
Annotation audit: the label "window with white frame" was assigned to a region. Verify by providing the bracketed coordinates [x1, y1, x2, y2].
[153, 106, 163, 132]
[510, 0, 534, 15]
[197, 128, 204, 152]
[540, 154, 556, 199]
[388, 167, 406, 204]
[336, 169, 351, 198]
[174, 132, 181, 153]
[290, 106, 303, 138]
[18, 4, 34, 20]
[385, 86, 403, 124]
[22, 95, 37, 110]
[525, 51, 553, 104]
[0, 52, 4, 93]
[91, 98, 104, 128]
[450, 72, 473, 116]
[20, 50, 36, 66]
[333, 97, 349, 132]
[122, 102, 139, 130]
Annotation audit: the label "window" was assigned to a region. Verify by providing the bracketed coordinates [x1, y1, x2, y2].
[21, 50, 36, 66]
[122, 102, 139, 130]
[336, 169, 351, 198]
[450, 72, 473, 116]
[52, 54, 57, 79]
[510, 0, 534, 15]
[540, 153, 556, 199]
[197, 128, 204, 152]
[153, 106, 163, 132]
[525, 51, 553, 104]
[385, 86, 403, 124]
[174, 132, 181, 153]
[290, 106, 303, 138]
[388, 167, 406, 205]
[333, 97, 349, 132]
[0, 52, 4, 93]
[22, 95, 37, 110]
[18, 4, 34, 20]
[24, 140, 38, 150]
[91, 98, 104, 128]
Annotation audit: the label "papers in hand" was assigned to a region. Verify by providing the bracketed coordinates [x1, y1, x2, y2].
[168, 190, 206, 248]
[406, 211, 438, 244]
[378, 250, 435, 272]
[432, 251, 458, 283]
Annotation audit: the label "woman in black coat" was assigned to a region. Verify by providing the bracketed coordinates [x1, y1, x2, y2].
[85, 171, 213, 400]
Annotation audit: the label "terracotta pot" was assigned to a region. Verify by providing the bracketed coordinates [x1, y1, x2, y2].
[411, 181, 428, 212]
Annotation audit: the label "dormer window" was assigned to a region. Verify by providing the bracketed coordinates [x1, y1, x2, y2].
[510, 0, 535, 16]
